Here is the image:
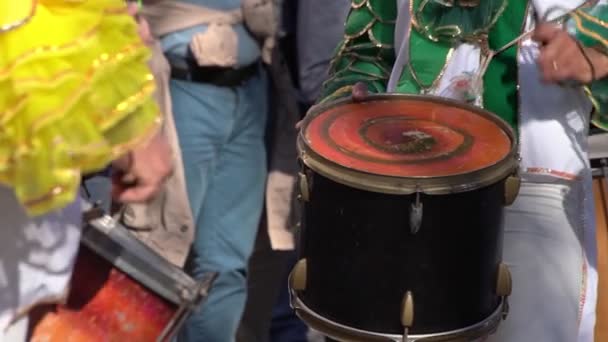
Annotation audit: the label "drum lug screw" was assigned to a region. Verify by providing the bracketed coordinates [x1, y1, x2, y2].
[496, 263, 512, 320]
[504, 175, 521, 206]
[290, 258, 308, 291]
[496, 263, 512, 297]
[298, 172, 310, 202]
[410, 192, 423, 234]
[401, 291, 414, 342]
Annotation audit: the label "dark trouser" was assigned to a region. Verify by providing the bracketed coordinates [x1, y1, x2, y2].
[269, 252, 309, 342]
[236, 218, 290, 342]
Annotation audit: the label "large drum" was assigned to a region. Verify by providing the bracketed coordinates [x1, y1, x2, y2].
[290, 95, 519, 341]
[30, 208, 216, 342]
[589, 133, 608, 342]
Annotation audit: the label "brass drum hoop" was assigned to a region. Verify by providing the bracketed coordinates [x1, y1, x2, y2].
[289, 287, 505, 342]
[83, 213, 217, 341]
[299, 94, 518, 195]
[589, 132, 608, 177]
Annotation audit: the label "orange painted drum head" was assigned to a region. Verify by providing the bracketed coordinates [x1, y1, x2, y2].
[299, 95, 517, 194]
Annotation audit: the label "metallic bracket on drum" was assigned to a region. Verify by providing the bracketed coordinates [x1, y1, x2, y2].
[496, 263, 512, 320]
[504, 175, 521, 206]
[410, 192, 423, 234]
[298, 172, 311, 202]
[401, 291, 415, 342]
[290, 259, 308, 291]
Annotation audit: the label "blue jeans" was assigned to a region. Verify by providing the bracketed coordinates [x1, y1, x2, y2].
[174, 69, 268, 342]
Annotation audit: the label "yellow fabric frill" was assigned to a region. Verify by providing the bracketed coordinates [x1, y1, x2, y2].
[0, 0, 161, 216]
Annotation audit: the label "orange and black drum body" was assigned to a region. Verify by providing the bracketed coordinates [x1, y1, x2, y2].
[30, 211, 217, 342]
[290, 95, 519, 342]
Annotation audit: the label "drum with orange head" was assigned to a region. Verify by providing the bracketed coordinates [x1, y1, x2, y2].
[290, 95, 519, 341]
[29, 210, 216, 342]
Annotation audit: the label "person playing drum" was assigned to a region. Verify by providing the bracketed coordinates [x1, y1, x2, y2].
[315, 0, 608, 341]
[0, 1, 172, 339]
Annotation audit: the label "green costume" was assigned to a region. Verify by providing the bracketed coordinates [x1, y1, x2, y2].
[320, 0, 608, 130]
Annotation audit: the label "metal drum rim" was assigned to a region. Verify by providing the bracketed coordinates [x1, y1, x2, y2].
[289, 287, 505, 342]
[83, 214, 214, 305]
[298, 94, 518, 195]
[589, 132, 608, 160]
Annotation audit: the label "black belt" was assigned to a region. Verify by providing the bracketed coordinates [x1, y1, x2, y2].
[168, 56, 258, 87]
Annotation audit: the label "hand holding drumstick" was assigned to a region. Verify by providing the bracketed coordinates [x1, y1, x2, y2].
[533, 23, 608, 85]
[297, 21, 608, 132]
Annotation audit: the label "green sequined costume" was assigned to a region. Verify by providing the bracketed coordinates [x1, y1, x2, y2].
[321, 0, 397, 99]
[320, 0, 608, 131]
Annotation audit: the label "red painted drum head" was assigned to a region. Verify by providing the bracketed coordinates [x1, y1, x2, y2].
[301, 96, 514, 179]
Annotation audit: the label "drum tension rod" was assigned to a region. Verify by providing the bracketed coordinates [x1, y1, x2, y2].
[410, 192, 423, 234]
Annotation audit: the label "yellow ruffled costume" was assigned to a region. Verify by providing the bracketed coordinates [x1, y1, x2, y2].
[0, 0, 161, 216]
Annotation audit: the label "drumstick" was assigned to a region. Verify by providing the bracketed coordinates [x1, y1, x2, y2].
[493, 8, 586, 88]
[121, 173, 137, 185]
[493, 9, 571, 57]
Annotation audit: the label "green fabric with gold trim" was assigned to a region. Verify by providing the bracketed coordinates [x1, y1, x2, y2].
[320, 0, 608, 131]
[483, 0, 527, 130]
[569, 4, 608, 130]
[413, 0, 509, 42]
[320, 0, 396, 103]
[395, 0, 526, 131]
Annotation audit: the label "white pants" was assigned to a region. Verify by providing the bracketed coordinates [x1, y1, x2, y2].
[0, 186, 82, 335]
[0, 315, 28, 342]
[488, 181, 597, 342]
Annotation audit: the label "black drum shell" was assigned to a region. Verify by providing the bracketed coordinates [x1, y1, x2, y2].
[297, 169, 505, 335]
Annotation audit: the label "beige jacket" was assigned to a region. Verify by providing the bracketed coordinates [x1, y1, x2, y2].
[121, 41, 194, 267]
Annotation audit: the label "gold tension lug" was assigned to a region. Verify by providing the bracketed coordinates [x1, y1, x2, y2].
[496, 263, 512, 320]
[290, 259, 308, 291]
[504, 175, 521, 206]
[401, 291, 415, 342]
[298, 172, 310, 202]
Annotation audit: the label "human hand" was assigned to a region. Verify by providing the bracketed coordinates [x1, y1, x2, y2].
[351, 82, 369, 101]
[295, 82, 370, 130]
[533, 23, 608, 84]
[111, 133, 173, 203]
[127, 2, 154, 45]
